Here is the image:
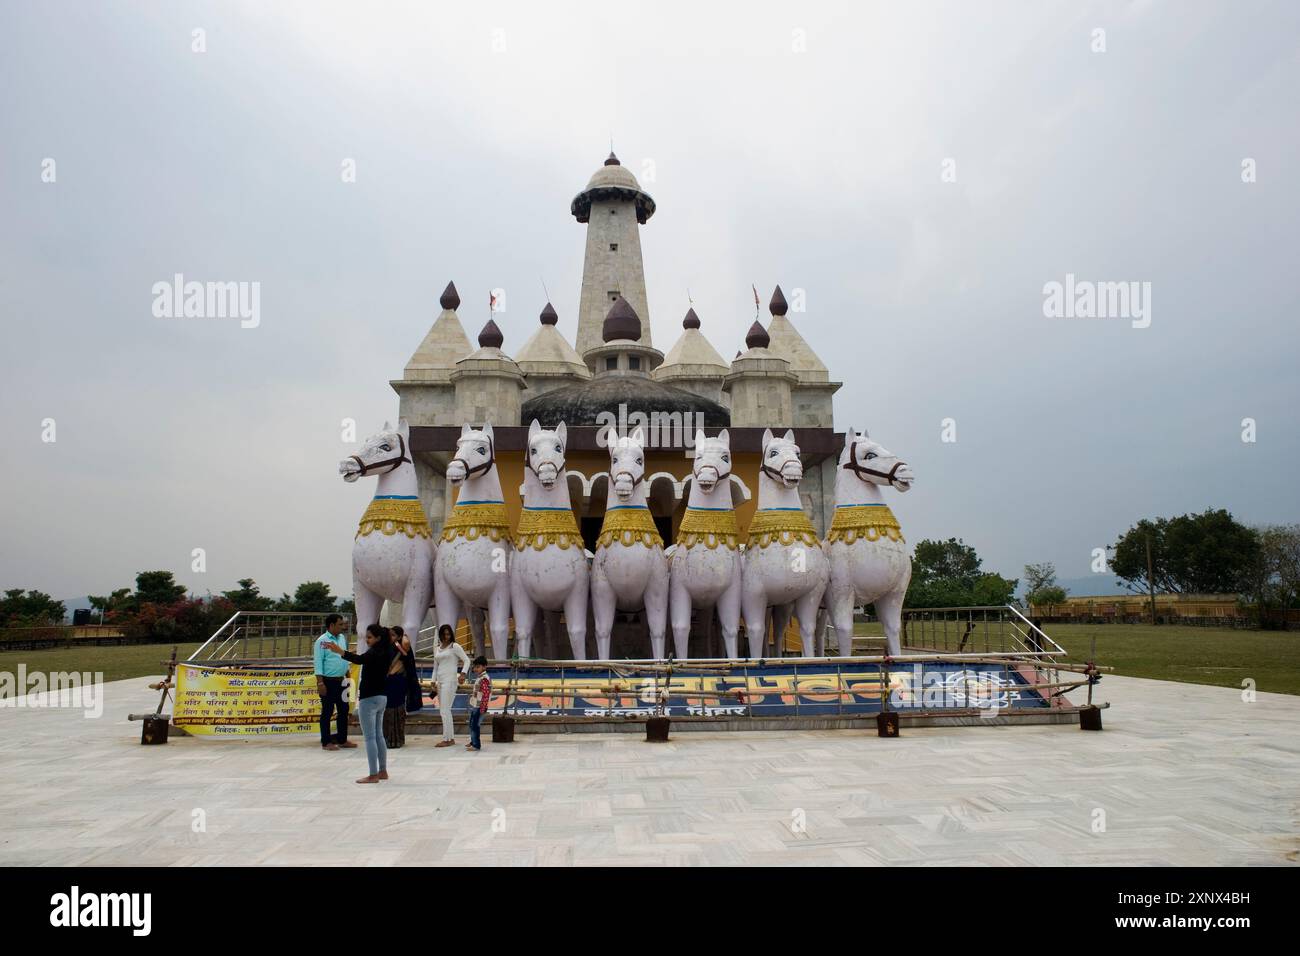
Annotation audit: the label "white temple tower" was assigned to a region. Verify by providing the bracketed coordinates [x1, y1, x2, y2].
[571, 152, 656, 360]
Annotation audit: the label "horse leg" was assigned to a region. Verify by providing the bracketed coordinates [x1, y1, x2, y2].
[669, 572, 692, 661]
[874, 586, 907, 658]
[814, 606, 828, 657]
[401, 557, 434, 648]
[590, 562, 614, 661]
[354, 582, 383, 638]
[433, 559, 460, 634]
[794, 589, 822, 658]
[487, 578, 511, 662]
[645, 558, 669, 661]
[563, 564, 589, 660]
[741, 585, 768, 660]
[716, 557, 742, 660]
[468, 607, 486, 658]
[510, 572, 537, 660]
[827, 572, 857, 658]
[771, 603, 794, 658]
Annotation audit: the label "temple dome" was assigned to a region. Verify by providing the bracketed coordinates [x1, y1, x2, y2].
[571, 151, 656, 224]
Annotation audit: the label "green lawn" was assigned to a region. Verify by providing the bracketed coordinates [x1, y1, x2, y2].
[0, 642, 203, 684]
[855, 621, 1300, 696]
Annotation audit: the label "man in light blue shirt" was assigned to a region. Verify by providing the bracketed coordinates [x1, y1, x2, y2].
[315, 613, 356, 750]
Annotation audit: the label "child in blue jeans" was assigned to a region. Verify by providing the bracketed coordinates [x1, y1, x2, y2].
[466, 656, 490, 751]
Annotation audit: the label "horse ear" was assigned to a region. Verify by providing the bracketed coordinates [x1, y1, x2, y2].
[461, 423, 472, 437]
[528, 419, 541, 441]
[555, 421, 567, 449]
[483, 422, 495, 441]
[783, 429, 795, 443]
[383, 420, 391, 432]
[693, 428, 706, 454]
[718, 429, 730, 447]
[762, 428, 773, 451]
[630, 426, 645, 448]
[397, 418, 410, 437]
[844, 429, 855, 450]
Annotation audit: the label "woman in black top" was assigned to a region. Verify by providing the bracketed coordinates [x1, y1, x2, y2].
[323, 623, 395, 784]
[383, 626, 419, 748]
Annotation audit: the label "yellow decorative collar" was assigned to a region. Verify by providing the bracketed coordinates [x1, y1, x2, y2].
[677, 506, 742, 550]
[747, 508, 819, 549]
[441, 501, 511, 544]
[596, 505, 663, 550]
[356, 497, 431, 540]
[514, 506, 582, 551]
[826, 504, 903, 545]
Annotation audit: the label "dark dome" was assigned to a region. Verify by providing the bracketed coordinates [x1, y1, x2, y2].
[440, 281, 460, 311]
[478, 318, 504, 348]
[769, 285, 788, 317]
[683, 307, 700, 329]
[745, 320, 770, 350]
[521, 376, 730, 428]
[603, 296, 642, 342]
[539, 302, 558, 325]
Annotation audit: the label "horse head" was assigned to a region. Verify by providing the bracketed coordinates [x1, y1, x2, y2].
[607, 426, 646, 502]
[339, 420, 412, 483]
[526, 419, 567, 489]
[840, 427, 914, 492]
[761, 428, 803, 489]
[691, 428, 731, 494]
[447, 423, 496, 487]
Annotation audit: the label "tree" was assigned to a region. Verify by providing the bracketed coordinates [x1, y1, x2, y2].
[1243, 524, 1300, 627]
[1023, 561, 1068, 608]
[88, 588, 133, 621]
[0, 589, 67, 627]
[905, 538, 1017, 608]
[1112, 510, 1260, 596]
[277, 581, 337, 613]
[133, 570, 187, 607]
[221, 578, 275, 611]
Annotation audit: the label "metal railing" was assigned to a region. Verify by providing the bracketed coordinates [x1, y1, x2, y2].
[900, 605, 1066, 659]
[189, 611, 352, 662]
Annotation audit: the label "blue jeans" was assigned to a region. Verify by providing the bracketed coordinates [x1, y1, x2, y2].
[358, 695, 387, 774]
[468, 709, 483, 750]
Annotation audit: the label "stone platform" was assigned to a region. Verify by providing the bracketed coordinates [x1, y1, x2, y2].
[0, 675, 1295, 866]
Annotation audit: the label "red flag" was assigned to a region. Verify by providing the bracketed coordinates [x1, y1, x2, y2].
[489, 291, 498, 312]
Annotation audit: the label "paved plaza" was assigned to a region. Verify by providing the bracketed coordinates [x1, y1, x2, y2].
[0, 674, 1296, 866]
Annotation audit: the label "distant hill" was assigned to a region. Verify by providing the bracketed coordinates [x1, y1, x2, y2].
[1016, 576, 1132, 600]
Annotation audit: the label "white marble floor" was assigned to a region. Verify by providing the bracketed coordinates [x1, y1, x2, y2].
[0, 674, 1295, 866]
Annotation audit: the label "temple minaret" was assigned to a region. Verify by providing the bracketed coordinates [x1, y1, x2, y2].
[571, 151, 656, 356]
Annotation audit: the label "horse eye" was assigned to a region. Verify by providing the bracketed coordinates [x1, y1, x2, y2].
[865, 452, 878, 460]
[722, 455, 730, 462]
[636, 458, 643, 465]
[478, 446, 487, 455]
[380, 444, 391, 451]
[768, 449, 777, 457]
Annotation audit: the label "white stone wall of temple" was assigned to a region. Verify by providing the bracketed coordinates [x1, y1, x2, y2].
[576, 197, 651, 355]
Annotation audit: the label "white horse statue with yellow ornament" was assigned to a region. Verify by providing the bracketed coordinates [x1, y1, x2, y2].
[669, 429, 744, 659]
[590, 427, 669, 660]
[740, 429, 830, 658]
[824, 427, 915, 657]
[510, 419, 588, 659]
[434, 423, 513, 661]
[340, 419, 435, 638]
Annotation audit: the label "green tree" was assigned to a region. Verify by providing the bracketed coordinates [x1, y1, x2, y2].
[277, 581, 337, 613]
[0, 589, 67, 626]
[133, 570, 187, 607]
[221, 578, 275, 611]
[906, 538, 1017, 607]
[1112, 510, 1260, 595]
[1023, 561, 1068, 607]
[88, 588, 133, 620]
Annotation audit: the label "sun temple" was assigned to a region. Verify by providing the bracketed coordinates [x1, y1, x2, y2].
[387, 152, 847, 654]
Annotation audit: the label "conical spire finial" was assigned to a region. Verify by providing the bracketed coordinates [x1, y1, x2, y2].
[745, 321, 770, 350]
[478, 318, 504, 349]
[769, 285, 788, 317]
[539, 302, 558, 326]
[440, 281, 460, 311]
[683, 307, 700, 330]
[604, 151, 620, 166]
[602, 296, 642, 342]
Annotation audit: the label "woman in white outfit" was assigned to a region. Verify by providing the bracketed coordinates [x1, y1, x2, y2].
[432, 624, 470, 748]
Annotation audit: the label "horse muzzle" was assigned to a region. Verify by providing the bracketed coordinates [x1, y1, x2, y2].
[339, 459, 362, 483]
[446, 461, 467, 485]
[612, 471, 636, 499]
[695, 465, 719, 492]
[781, 462, 803, 487]
[536, 461, 559, 487]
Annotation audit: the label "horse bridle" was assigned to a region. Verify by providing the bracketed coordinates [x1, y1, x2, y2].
[349, 433, 411, 476]
[451, 433, 495, 479]
[527, 441, 565, 480]
[843, 439, 906, 485]
[760, 442, 801, 484]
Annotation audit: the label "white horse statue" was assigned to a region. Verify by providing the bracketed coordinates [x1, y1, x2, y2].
[510, 420, 589, 659]
[825, 427, 915, 657]
[434, 423, 513, 661]
[740, 429, 830, 658]
[590, 427, 669, 660]
[339, 419, 435, 638]
[669, 429, 744, 659]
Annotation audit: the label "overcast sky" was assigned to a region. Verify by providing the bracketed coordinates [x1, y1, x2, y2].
[1, 0, 1297, 603]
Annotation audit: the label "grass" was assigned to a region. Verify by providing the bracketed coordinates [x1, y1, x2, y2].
[3, 626, 1298, 697]
[0, 642, 203, 684]
[855, 620, 1300, 697]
